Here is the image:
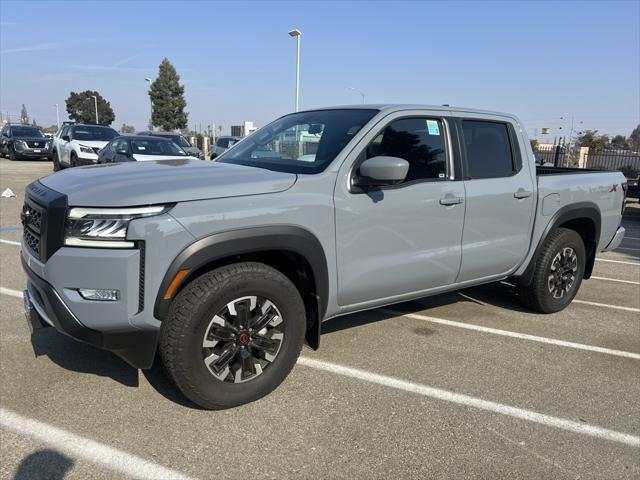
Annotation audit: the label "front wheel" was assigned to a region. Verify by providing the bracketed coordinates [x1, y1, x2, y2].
[8, 145, 16, 160]
[52, 150, 63, 171]
[160, 262, 306, 409]
[518, 228, 585, 313]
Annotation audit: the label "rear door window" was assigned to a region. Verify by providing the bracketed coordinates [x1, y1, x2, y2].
[462, 120, 515, 179]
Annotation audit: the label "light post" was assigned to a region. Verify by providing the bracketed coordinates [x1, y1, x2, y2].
[91, 95, 99, 124]
[288, 29, 301, 112]
[54, 104, 60, 129]
[347, 87, 366, 104]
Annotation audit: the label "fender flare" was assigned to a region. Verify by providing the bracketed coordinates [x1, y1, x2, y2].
[515, 202, 601, 285]
[153, 225, 329, 328]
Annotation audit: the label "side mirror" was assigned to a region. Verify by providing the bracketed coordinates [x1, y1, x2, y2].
[353, 156, 409, 188]
[62, 135, 70, 142]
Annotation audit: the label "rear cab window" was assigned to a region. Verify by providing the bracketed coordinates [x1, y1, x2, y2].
[461, 120, 520, 179]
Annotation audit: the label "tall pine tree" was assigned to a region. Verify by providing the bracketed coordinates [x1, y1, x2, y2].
[149, 58, 188, 131]
[20, 104, 29, 124]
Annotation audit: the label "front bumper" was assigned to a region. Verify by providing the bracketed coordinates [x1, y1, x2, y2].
[15, 147, 50, 159]
[21, 255, 159, 369]
[602, 226, 626, 252]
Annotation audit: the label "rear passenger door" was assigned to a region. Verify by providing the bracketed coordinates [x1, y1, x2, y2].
[456, 117, 535, 282]
[335, 113, 465, 307]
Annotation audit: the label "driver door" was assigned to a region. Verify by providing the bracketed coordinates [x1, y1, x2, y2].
[334, 113, 465, 308]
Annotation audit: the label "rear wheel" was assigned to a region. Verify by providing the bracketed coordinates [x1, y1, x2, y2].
[160, 262, 306, 409]
[518, 228, 585, 313]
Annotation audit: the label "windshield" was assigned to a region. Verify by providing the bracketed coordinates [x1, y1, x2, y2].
[176, 136, 191, 148]
[131, 138, 187, 156]
[218, 109, 378, 174]
[72, 126, 119, 141]
[13, 127, 44, 138]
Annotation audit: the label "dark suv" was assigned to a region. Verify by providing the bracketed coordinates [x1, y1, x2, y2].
[0, 124, 51, 160]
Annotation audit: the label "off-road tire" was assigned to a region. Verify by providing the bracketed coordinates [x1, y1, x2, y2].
[518, 228, 585, 313]
[159, 262, 306, 409]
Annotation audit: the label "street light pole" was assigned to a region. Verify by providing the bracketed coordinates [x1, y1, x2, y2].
[91, 95, 99, 124]
[54, 104, 60, 129]
[145, 77, 153, 130]
[288, 29, 301, 112]
[348, 87, 366, 104]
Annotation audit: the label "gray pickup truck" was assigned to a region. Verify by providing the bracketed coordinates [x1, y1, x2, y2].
[21, 105, 627, 409]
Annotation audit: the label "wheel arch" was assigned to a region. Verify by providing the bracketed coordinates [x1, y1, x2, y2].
[154, 226, 329, 350]
[515, 202, 601, 285]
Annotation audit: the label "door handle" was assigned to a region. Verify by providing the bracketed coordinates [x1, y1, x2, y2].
[439, 196, 464, 206]
[514, 189, 533, 199]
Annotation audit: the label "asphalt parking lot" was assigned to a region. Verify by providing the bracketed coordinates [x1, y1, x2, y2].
[0, 157, 638, 479]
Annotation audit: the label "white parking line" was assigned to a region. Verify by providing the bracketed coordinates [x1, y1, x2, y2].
[572, 300, 640, 313]
[382, 310, 640, 360]
[596, 258, 640, 266]
[616, 247, 640, 252]
[298, 357, 640, 447]
[0, 407, 196, 480]
[0, 238, 21, 246]
[625, 236, 640, 240]
[1, 287, 22, 298]
[591, 276, 640, 285]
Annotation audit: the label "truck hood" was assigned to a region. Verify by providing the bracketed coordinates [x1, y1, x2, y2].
[39, 158, 297, 206]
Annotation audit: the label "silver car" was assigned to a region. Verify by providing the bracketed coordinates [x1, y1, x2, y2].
[210, 136, 240, 159]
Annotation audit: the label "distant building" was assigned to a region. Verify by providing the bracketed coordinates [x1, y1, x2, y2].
[231, 121, 257, 138]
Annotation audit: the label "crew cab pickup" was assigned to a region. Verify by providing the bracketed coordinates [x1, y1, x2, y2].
[21, 105, 627, 409]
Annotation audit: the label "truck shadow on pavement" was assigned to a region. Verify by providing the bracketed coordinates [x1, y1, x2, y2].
[322, 282, 536, 335]
[30, 329, 139, 387]
[29, 327, 202, 408]
[13, 449, 73, 480]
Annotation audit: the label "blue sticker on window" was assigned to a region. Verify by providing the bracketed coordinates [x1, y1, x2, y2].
[426, 120, 440, 135]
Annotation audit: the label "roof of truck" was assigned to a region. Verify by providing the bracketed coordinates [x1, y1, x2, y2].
[301, 104, 519, 120]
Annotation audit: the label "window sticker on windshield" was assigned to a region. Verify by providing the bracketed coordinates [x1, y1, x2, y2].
[138, 146, 146, 150]
[426, 120, 440, 136]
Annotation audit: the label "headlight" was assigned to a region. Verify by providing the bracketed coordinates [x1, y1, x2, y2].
[64, 205, 172, 248]
[79, 144, 95, 154]
[15, 140, 28, 150]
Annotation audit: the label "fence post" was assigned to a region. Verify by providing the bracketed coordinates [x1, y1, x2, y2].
[553, 145, 562, 167]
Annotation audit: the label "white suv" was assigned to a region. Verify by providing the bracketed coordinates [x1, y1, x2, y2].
[52, 124, 119, 170]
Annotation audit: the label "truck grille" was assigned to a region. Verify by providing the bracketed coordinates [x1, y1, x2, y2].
[26, 140, 47, 148]
[22, 182, 68, 263]
[23, 227, 40, 256]
[22, 202, 43, 259]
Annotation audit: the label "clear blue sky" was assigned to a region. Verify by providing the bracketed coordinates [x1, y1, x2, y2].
[1, 0, 638, 139]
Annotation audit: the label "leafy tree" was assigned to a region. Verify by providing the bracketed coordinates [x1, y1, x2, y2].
[575, 130, 609, 153]
[149, 58, 188, 131]
[629, 125, 640, 152]
[20, 104, 29, 124]
[120, 123, 136, 133]
[31, 119, 38, 127]
[42, 125, 58, 134]
[610, 135, 627, 150]
[65, 90, 115, 125]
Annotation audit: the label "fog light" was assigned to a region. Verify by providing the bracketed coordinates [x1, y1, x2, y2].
[78, 289, 119, 301]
